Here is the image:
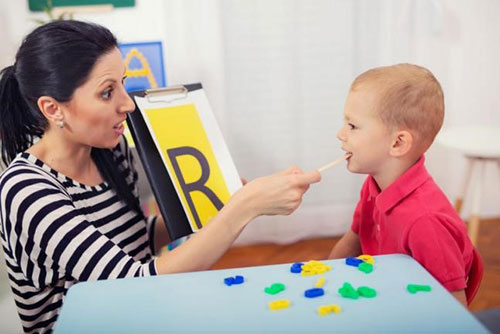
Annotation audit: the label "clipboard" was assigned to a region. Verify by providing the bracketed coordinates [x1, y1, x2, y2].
[127, 83, 241, 241]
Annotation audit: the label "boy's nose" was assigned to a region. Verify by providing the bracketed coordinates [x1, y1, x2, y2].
[337, 127, 346, 142]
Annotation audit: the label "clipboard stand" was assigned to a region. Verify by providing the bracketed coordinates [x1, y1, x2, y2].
[144, 85, 188, 104]
[127, 83, 203, 241]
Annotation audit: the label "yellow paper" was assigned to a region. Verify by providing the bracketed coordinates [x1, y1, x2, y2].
[144, 103, 231, 231]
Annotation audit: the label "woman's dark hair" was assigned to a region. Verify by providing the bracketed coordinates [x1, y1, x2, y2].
[0, 20, 142, 215]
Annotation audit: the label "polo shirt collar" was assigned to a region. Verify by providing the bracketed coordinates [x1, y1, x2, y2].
[367, 156, 430, 213]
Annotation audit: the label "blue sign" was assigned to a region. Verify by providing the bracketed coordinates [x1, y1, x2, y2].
[119, 41, 166, 92]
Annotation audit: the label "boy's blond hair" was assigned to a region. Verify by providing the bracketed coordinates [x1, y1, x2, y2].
[351, 63, 444, 152]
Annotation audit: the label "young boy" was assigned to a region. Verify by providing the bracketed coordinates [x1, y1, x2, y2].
[329, 63, 477, 306]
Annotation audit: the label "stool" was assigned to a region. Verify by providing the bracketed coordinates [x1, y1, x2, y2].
[436, 126, 500, 246]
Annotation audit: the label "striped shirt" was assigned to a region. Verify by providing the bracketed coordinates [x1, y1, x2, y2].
[0, 138, 158, 333]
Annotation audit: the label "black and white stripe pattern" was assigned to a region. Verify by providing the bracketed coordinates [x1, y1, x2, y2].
[0, 138, 157, 333]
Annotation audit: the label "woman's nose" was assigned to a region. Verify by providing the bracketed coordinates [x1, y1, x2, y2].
[119, 90, 136, 114]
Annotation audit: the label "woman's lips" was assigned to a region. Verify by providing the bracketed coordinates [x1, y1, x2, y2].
[113, 122, 124, 135]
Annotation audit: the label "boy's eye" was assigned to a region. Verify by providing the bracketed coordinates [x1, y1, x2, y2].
[348, 123, 357, 130]
[101, 88, 113, 100]
[122, 76, 127, 85]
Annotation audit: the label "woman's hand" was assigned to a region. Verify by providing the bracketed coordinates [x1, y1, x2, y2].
[232, 166, 321, 219]
[154, 166, 320, 274]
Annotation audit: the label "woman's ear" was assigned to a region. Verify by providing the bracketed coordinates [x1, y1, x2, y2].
[390, 130, 413, 157]
[37, 96, 63, 125]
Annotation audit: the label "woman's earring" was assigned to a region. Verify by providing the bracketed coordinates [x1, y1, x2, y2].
[57, 120, 65, 129]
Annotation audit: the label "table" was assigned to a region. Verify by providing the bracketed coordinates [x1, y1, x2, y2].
[54, 254, 488, 333]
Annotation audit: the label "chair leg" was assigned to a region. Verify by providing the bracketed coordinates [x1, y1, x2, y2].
[468, 215, 481, 247]
[454, 198, 464, 215]
[468, 159, 484, 246]
[455, 158, 474, 214]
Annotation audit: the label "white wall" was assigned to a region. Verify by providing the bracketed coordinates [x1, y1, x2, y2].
[0, 0, 499, 241]
[415, 1, 500, 218]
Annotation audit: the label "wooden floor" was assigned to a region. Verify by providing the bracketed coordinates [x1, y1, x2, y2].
[213, 218, 500, 312]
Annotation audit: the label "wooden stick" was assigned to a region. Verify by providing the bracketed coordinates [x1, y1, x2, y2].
[317, 154, 351, 173]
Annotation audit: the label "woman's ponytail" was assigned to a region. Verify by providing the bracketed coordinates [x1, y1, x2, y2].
[0, 65, 43, 165]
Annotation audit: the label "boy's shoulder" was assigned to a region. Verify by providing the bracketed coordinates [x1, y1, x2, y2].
[358, 158, 461, 225]
[365, 157, 446, 211]
[389, 175, 468, 241]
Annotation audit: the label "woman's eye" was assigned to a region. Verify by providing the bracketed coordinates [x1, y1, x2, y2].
[101, 88, 113, 100]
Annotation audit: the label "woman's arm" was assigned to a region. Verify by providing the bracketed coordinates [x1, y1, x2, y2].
[152, 216, 170, 254]
[151, 180, 249, 255]
[154, 167, 321, 274]
[3, 163, 318, 283]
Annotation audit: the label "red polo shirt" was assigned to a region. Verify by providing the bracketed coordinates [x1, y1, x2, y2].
[351, 156, 474, 292]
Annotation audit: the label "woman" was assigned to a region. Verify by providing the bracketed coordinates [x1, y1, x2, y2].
[0, 20, 320, 333]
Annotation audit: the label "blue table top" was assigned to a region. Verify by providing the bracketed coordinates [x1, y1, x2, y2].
[55, 254, 488, 333]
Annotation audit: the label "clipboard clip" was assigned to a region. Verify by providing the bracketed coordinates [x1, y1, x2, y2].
[145, 85, 188, 103]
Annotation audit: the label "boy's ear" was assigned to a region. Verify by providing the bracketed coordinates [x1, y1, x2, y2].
[37, 96, 64, 125]
[389, 130, 413, 157]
